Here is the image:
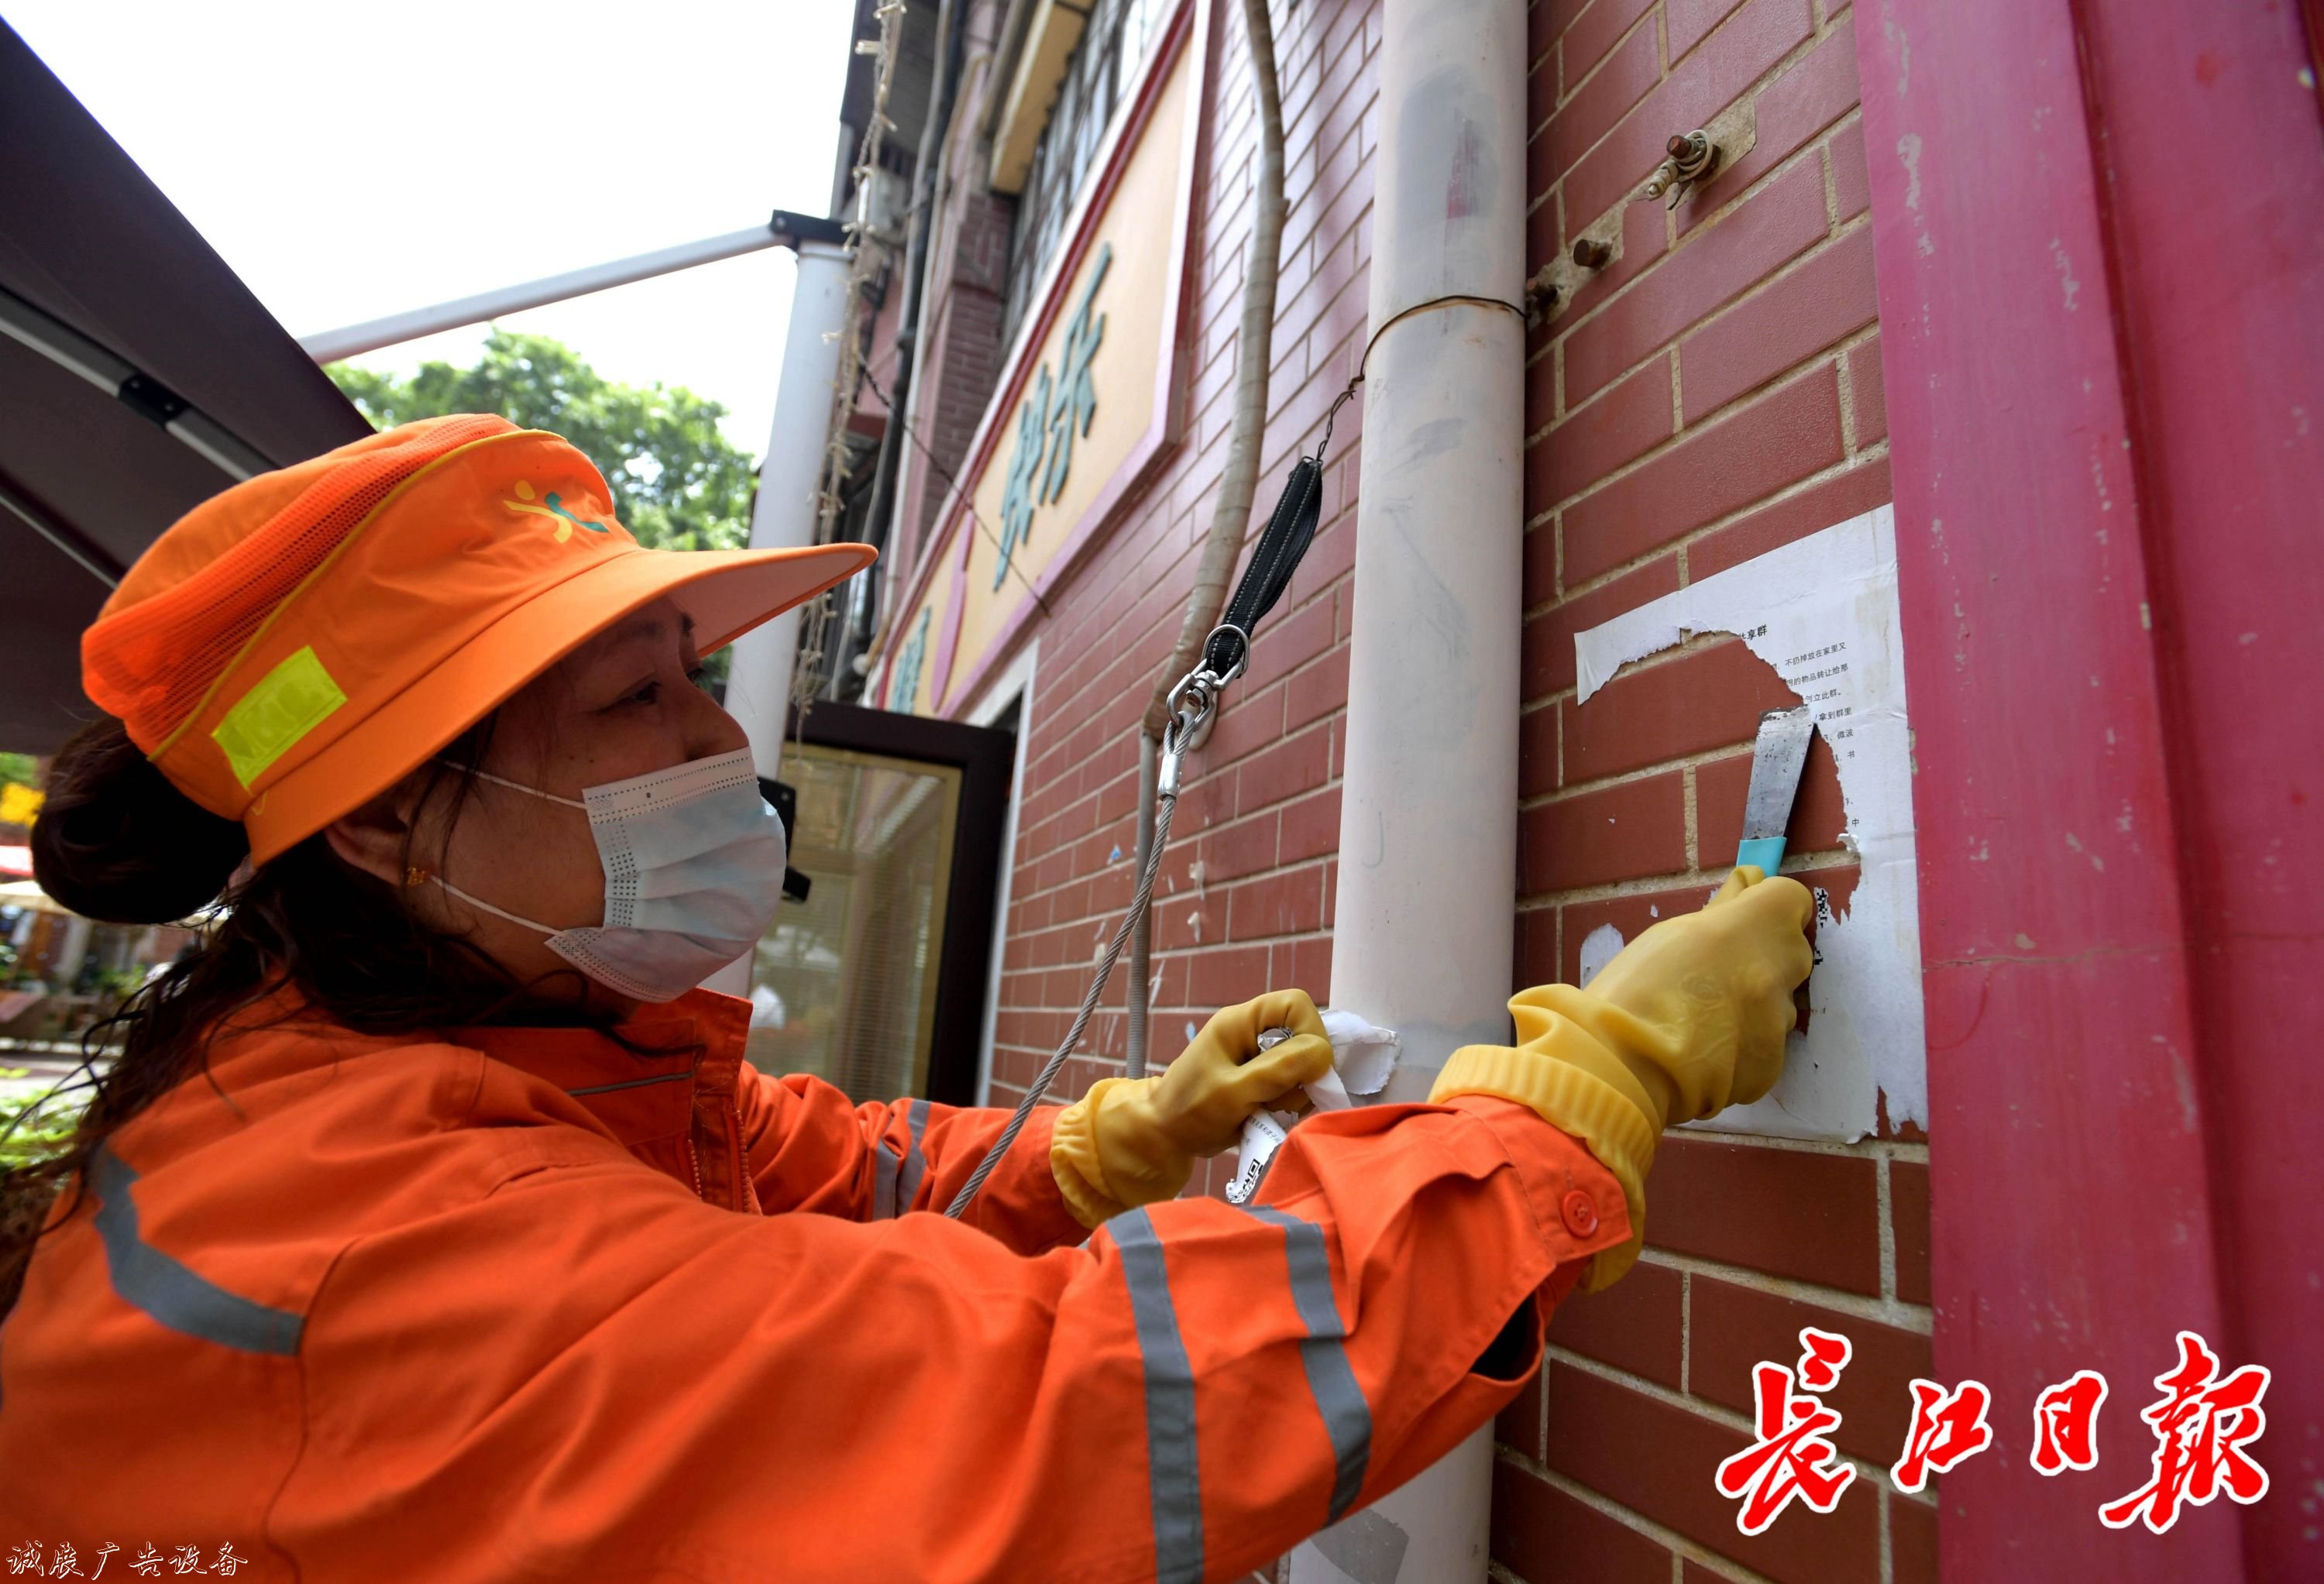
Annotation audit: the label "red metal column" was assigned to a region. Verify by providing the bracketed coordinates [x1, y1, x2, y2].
[2069, 5, 2324, 1575]
[1854, 0, 2321, 1574]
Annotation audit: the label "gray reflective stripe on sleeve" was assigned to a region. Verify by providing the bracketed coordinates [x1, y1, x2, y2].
[897, 1098, 930, 1210]
[1243, 1204, 1373, 1524]
[873, 1139, 901, 1220]
[89, 1146, 301, 1356]
[1109, 1208, 1204, 1584]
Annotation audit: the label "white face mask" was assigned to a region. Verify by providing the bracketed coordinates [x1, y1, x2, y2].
[435, 747, 787, 1003]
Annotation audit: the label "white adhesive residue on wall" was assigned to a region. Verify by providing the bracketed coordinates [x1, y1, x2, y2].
[1573, 505, 1926, 1141]
[1576, 923, 1626, 988]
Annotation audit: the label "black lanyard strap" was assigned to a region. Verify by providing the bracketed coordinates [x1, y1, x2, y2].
[1197, 383, 1359, 682]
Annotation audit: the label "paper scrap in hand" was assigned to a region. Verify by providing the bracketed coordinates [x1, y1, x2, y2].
[1227, 1009, 1399, 1203]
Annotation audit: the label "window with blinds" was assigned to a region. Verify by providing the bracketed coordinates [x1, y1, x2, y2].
[1001, 0, 1170, 349]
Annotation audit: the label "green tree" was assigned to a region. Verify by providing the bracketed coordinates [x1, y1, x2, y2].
[0, 1074, 81, 1170]
[328, 332, 758, 552]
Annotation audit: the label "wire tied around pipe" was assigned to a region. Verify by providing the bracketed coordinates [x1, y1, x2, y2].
[1351, 292, 1525, 383]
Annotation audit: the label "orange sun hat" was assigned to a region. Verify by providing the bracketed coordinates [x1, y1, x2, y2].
[81, 414, 872, 864]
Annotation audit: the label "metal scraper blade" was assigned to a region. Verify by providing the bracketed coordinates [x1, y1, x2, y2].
[1741, 704, 1816, 845]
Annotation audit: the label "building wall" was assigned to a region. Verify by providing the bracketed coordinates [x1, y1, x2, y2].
[914, 0, 1930, 1579]
[1498, 2, 1932, 1581]
[982, 0, 1376, 1131]
[891, 0, 1019, 572]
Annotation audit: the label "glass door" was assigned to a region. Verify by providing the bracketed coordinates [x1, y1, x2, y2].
[744, 701, 1013, 1105]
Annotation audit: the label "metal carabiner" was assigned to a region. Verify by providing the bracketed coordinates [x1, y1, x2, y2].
[1163, 667, 1215, 740]
[1159, 618, 1261, 791]
[1158, 668, 1225, 795]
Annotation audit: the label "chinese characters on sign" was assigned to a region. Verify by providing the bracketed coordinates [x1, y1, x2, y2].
[887, 606, 932, 714]
[993, 244, 1113, 590]
[6, 1544, 246, 1578]
[995, 366, 1049, 586]
[1714, 1328, 2271, 1535]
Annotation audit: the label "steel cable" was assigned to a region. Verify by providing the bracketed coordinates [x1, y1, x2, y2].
[944, 786, 1179, 1217]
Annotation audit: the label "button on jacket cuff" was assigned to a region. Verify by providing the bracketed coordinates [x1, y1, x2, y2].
[1432, 1026, 1659, 1290]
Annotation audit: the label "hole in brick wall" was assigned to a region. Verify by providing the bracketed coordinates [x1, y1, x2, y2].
[1557, 640, 1891, 1131]
[1561, 507, 1925, 1143]
[1575, 636, 1850, 878]
[1566, 635, 1800, 789]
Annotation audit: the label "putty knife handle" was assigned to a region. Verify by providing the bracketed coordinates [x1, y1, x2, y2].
[1728, 846, 1811, 1031]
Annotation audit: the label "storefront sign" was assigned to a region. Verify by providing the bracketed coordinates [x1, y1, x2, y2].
[889, 605, 933, 717]
[994, 244, 1112, 589]
[879, 0, 1203, 717]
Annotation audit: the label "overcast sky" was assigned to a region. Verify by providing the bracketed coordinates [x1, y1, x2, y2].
[9, 0, 857, 461]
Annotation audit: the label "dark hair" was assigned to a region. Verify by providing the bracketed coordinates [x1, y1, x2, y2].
[0, 713, 614, 1316]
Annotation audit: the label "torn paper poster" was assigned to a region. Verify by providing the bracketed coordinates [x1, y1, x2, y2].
[1227, 1010, 1399, 1203]
[1573, 505, 1925, 1142]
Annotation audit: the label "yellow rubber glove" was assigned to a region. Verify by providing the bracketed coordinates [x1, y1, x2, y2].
[1430, 868, 1813, 1289]
[1051, 989, 1335, 1228]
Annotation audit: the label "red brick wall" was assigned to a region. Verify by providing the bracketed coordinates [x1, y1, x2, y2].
[938, 0, 1922, 1575]
[984, 0, 1376, 1157]
[1499, 1, 1930, 1580]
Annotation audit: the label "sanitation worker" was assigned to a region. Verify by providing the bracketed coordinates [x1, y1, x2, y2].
[0, 417, 1813, 1582]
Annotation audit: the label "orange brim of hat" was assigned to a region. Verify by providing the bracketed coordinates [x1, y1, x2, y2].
[242, 539, 871, 864]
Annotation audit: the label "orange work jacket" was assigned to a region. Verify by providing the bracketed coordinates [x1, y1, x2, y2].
[0, 989, 1628, 1582]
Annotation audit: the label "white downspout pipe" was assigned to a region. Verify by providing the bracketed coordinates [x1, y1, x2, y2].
[702, 236, 854, 1001]
[723, 236, 857, 784]
[1291, 0, 1527, 1577]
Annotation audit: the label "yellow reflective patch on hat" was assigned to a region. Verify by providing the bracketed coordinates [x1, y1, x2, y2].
[211, 646, 347, 790]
